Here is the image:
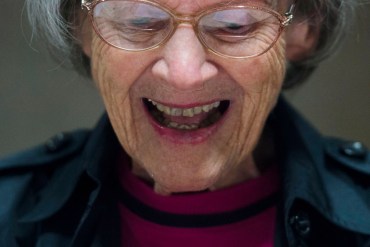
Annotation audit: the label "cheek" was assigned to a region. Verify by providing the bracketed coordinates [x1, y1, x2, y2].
[244, 40, 286, 115]
[233, 41, 286, 95]
[225, 41, 286, 153]
[265, 40, 287, 87]
[89, 34, 152, 95]
[88, 35, 158, 159]
[90, 36, 113, 96]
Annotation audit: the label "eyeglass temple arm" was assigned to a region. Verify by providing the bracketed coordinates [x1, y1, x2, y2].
[282, 2, 295, 26]
[81, 0, 96, 10]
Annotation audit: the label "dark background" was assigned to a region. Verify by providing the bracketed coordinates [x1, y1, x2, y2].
[1, 0, 369, 156]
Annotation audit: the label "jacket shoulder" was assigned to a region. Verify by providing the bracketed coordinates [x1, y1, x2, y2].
[312, 137, 370, 236]
[0, 130, 91, 245]
[324, 136, 370, 175]
[0, 130, 90, 172]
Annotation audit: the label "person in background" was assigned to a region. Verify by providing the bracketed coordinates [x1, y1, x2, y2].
[1, 0, 369, 246]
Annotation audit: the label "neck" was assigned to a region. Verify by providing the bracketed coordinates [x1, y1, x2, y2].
[131, 125, 277, 196]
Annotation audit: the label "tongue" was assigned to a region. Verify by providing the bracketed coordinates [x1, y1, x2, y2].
[163, 111, 212, 125]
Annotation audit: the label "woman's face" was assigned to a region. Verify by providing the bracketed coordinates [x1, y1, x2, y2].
[83, 0, 288, 194]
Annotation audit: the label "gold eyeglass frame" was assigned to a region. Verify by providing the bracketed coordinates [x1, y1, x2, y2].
[81, 0, 295, 59]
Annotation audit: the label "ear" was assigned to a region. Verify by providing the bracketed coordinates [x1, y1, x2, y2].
[77, 12, 93, 58]
[285, 20, 319, 62]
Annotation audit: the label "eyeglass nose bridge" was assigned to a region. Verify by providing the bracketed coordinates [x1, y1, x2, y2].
[166, 14, 210, 52]
[171, 14, 198, 27]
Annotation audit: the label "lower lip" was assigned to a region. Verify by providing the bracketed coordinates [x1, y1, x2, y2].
[144, 103, 229, 145]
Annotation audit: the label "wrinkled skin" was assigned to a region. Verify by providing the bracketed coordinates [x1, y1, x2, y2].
[81, 0, 313, 195]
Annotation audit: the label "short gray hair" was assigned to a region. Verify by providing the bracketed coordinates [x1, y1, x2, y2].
[25, 0, 362, 88]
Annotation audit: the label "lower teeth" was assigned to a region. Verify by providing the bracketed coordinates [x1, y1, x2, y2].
[165, 121, 199, 130]
[159, 110, 222, 130]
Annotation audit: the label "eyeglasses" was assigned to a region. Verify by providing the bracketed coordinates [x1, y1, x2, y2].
[81, 0, 295, 59]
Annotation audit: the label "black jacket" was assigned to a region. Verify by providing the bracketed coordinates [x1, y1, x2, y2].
[1, 98, 370, 247]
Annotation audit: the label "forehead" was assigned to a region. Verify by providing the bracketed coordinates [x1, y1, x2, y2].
[155, 0, 274, 13]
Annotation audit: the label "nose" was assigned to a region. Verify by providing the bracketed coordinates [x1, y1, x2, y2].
[152, 26, 218, 91]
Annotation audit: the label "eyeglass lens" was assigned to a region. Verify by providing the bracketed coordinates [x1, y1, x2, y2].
[92, 1, 283, 57]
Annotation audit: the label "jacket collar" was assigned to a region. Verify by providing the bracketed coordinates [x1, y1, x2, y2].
[82, 114, 120, 184]
[18, 114, 120, 223]
[272, 96, 329, 209]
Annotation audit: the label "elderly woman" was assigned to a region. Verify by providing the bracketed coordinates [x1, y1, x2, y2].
[1, 0, 369, 246]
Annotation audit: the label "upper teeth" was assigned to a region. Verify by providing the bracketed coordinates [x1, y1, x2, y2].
[148, 99, 220, 117]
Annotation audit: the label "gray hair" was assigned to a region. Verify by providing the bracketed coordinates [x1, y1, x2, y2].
[25, 0, 362, 88]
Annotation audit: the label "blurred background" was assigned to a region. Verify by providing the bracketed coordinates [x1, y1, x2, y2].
[0, 0, 369, 156]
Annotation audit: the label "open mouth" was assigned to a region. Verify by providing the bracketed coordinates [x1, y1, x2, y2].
[143, 98, 230, 131]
